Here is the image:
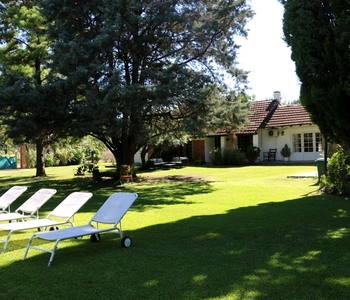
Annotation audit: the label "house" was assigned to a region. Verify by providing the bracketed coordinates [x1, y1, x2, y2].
[199, 92, 323, 163]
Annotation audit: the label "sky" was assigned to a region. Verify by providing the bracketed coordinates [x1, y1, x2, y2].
[235, 0, 301, 103]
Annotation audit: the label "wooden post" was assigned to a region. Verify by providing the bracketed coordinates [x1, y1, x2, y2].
[20, 145, 27, 169]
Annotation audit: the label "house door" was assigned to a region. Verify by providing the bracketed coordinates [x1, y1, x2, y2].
[214, 136, 221, 149]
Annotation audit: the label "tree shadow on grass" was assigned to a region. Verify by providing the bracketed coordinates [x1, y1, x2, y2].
[2, 194, 350, 299]
[0, 175, 214, 215]
[0, 176, 214, 254]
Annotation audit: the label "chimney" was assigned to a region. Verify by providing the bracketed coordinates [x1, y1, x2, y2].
[273, 91, 281, 103]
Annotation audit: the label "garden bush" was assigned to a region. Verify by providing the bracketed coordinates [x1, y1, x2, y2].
[194, 157, 205, 166]
[44, 154, 55, 167]
[320, 149, 350, 195]
[67, 149, 84, 165]
[54, 148, 70, 166]
[245, 146, 260, 164]
[223, 148, 246, 165]
[209, 148, 223, 165]
[210, 147, 245, 166]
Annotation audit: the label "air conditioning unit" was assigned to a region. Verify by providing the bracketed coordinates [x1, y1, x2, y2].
[268, 129, 278, 137]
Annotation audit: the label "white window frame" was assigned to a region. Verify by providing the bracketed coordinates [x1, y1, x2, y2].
[292, 132, 322, 153]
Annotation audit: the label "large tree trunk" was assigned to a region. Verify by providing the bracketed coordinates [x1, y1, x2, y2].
[35, 139, 46, 177]
[140, 145, 149, 169]
[115, 142, 135, 175]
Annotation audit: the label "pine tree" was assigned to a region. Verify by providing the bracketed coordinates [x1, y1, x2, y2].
[280, 0, 350, 154]
[0, 0, 69, 176]
[39, 0, 253, 171]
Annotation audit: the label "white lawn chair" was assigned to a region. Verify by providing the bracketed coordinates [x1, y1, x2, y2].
[23, 192, 138, 266]
[0, 191, 93, 253]
[0, 188, 57, 223]
[0, 186, 28, 214]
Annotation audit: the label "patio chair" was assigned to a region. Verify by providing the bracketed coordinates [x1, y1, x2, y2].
[0, 191, 93, 253]
[23, 192, 138, 266]
[0, 188, 57, 223]
[263, 149, 277, 162]
[0, 186, 28, 214]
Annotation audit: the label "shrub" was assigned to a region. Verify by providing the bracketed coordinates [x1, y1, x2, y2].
[75, 163, 97, 175]
[223, 148, 246, 165]
[280, 144, 292, 158]
[209, 148, 223, 165]
[54, 148, 70, 166]
[194, 157, 205, 166]
[44, 155, 55, 167]
[245, 146, 260, 164]
[67, 149, 84, 165]
[320, 149, 350, 194]
[210, 148, 246, 166]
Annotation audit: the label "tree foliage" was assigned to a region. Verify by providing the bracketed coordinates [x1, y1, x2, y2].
[0, 0, 69, 176]
[39, 0, 253, 170]
[280, 0, 350, 154]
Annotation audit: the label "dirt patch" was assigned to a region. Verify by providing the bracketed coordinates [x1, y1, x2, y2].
[141, 175, 207, 183]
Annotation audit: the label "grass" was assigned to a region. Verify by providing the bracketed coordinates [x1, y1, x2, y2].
[1, 163, 350, 299]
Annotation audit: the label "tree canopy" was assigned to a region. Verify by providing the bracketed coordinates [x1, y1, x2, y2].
[280, 0, 350, 154]
[0, 0, 70, 176]
[38, 0, 253, 169]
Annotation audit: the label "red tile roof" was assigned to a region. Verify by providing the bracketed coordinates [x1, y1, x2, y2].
[238, 100, 279, 134]
[267, 104, 312, 127]
[214, 100, 312, 136]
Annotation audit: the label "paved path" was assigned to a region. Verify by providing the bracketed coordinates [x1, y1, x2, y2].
[287, 171, 317, 178]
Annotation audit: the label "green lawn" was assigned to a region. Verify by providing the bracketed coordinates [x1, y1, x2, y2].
[1, 164, 350, 299]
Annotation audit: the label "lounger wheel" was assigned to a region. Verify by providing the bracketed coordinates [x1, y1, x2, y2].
[90, 233, 101, 242]
[49, 226, 59, 231]
[121, 236, 132, 248]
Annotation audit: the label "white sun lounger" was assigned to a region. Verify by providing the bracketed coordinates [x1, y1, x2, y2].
[0, 191, 93, 253]
[0, 188, 57, 223]
[0, 186, 28, 214]
[23, 192, 138, 266]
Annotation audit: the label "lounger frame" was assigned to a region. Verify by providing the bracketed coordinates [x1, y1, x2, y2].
[23, 192, 138, 266]
[0, 191, 92, 253]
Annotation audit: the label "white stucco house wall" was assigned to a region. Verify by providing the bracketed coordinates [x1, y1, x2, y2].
[202, 92, 324, 163]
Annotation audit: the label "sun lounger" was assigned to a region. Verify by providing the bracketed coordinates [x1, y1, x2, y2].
[0, 186, 28, 214]
[0, 188, 57, 223]
[23, 192, 138, 266]
[0, 191, 93, 253]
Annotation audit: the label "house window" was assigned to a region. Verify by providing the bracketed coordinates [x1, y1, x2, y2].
[292, 134, 301, 152]
[315, 133, 323, 152]
[304, 133, 313, 152]
[293, 132, 321, 153]
[237, 134, 253, 153]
